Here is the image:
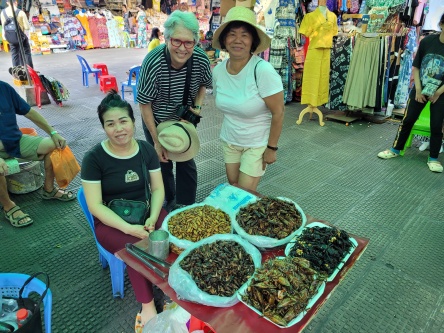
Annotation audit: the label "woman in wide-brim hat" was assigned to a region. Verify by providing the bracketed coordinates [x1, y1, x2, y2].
[212, 6, 285, 192]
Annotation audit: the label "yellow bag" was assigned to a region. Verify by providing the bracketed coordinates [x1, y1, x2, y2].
[50, 146, 80, 189]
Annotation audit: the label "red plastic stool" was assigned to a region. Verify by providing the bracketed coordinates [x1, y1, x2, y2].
[189, 316, 216, 333]
[99, 75, 118, 93]
[93, 63, 109, 76]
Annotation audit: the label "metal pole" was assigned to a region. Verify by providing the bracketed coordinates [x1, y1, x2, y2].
[8, 0, 31, 84]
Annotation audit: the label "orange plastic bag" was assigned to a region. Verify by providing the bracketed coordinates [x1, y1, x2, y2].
[50, 146, 80, 189]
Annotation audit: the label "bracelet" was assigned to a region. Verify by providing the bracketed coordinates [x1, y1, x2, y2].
[194, 105, 202, 110]
[50, 130, 58, 136]
[267, 145, 278, 151]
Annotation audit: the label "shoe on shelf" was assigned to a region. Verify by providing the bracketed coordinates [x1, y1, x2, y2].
[377, 149, 399, 159]
[427, 161, 443, 173]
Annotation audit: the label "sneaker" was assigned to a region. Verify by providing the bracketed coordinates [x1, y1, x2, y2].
[418, 141, 430, 151]
[377, 149, 399, 159]
[427, 161, 443, 173]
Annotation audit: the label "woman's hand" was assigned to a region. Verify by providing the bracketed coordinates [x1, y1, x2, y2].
[127, 224, 149, 239]
[52, 133, 67, 149]
[154, 142, 168, 162]
[262, 148, 277, 170]
[415, 90, 427, 103]
[143, 216, 157, 233]
[429, 90, 442, 104]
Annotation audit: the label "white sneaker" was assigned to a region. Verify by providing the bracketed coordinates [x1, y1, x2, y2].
[377, 150, 399, 159]
[427, 161, 443, 173]
[418, 141, 429, 151]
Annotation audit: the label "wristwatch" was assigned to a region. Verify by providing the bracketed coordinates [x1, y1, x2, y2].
[267, 145, 278, 151]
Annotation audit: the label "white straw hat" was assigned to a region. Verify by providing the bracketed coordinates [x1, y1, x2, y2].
[157, 121, 200, 162]
[212, 7, 271, 54]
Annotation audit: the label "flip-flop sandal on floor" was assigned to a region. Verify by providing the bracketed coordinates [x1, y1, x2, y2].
[4, 206, 34, 227]
[134, 312, 143, 333]
[42, 187, 76, 201]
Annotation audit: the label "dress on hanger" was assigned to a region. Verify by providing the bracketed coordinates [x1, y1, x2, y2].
[299, 7, 338, 106]
[76, 13, 94, 49]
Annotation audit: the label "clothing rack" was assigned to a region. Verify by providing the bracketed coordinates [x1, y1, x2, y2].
[342, 13, 385, 33]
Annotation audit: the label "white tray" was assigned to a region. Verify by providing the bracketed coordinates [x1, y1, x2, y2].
[231, 196, 307, 249]
[237, 264, 325, 328]
[285, 222, 358, 282]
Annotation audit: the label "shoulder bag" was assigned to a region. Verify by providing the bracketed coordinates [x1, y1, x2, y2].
[107, 141, 151, 225]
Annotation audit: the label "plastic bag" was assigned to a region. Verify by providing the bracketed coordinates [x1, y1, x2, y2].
[168, 234, 262, 307]
[142, 306, 189, 333]
[49, 146, 80, 189]
[231, 196, 307, 248]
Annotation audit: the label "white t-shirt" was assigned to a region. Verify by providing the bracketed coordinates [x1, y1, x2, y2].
[213, 55, 283, 147]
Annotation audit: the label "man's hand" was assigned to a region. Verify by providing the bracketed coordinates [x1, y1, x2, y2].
[0, 158, 7, 175]
[51, 133, 67, 149]
[415, 90, 427, 103]
[429, 90, 442, 104]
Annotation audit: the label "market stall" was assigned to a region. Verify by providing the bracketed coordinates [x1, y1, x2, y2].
[117, 184, 369, 333]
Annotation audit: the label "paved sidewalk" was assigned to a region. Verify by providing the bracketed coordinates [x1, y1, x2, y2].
[0, 48, 443, 333]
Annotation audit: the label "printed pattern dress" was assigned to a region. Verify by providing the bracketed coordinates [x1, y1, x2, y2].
[137, 11, 147, 48]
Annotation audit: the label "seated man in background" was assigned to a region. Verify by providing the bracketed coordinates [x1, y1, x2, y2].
[0, 80, 76, 228]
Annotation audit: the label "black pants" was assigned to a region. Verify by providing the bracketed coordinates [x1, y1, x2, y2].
[9, 37, 34, 69]
[393, 91, 444, 159]
[143, 121, 197, 205]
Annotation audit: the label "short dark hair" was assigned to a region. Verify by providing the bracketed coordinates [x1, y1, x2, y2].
[97, 90, 135, 127]
[218, 21, 260, 53]
[150, 27, 160, 41]
[440, 13, 444, 25]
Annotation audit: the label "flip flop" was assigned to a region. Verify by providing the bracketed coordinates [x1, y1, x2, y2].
[42, 187, 76, 201]
[134, 312, 143, 333]
[4, 206, 33, 227]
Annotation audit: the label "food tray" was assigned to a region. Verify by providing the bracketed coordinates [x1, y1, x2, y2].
[231, 196, 307, 249]
[161, 202, 234, 251]
[237, 258, 326, 329]
[285, 222, 358, 282]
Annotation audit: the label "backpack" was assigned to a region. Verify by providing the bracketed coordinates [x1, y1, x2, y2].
[2, 9, 27, 45]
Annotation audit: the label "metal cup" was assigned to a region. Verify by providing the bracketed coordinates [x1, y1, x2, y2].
[147, 230, 170, 260]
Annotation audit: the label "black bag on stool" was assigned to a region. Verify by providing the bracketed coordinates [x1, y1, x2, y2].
[0, 272, 50, 333]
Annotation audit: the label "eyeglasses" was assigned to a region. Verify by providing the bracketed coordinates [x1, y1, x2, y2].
[169, 38, 195, 49]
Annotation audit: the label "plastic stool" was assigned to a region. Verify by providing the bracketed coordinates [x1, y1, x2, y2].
[99, 75, 118, 93]
[93, 63, 109, 76]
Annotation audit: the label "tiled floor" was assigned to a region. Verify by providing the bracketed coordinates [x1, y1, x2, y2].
[0, 48, 443, 333]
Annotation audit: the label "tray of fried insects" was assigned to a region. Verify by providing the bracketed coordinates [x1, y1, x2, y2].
[285, 222, 358, 282]
[237, 256, 325, 328]
[231, 196, 307, 249]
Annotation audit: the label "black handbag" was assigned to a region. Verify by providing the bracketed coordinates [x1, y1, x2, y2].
[0, 272, 49, 333]
[108, 141, 151, 225]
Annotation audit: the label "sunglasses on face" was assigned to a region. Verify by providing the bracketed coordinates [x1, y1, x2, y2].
[169, 38, 195, 49]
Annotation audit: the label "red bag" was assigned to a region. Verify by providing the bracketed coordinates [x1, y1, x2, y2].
[50, 146, 80, 189]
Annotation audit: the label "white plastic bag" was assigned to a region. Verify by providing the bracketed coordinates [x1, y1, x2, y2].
[168, 234, 262, 307]
[142, 306, 189, 333]
[161, 202, 234, 251]
[231, 196, 307, 248]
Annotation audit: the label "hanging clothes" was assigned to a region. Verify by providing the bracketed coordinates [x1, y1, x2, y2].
[342, 35, 381, 109]
[76, 13, 94, 49]
[299, 7, 338, 106]
[328, 36, 353, 111]
[96, 16, 110, 49]
[137, 11, 148, 48]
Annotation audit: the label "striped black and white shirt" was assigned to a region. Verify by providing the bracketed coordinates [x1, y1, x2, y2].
[137, 44, 212, 124]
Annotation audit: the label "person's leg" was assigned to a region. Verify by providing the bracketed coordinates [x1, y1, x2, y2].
[428, 101, 444, 159]
[22, 38, 34, 68]
[143, 122, 175, 203]
[237, 146, 267, 192]
[9, 44, 20, 67]
[175, 159, 197, 205]
[392, 95, 425, 151]
[0, 174, 32, 225]
[225, 163, 241, 185]
[222, 141, 242, 185]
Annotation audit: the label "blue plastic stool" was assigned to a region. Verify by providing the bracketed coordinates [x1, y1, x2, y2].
[0, 273, 52, 333]
[121, 65, 141, 104]
[76, 55, 102, 87]
[77, 187, 126, 298]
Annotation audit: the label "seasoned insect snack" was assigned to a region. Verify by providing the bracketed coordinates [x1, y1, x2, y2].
[288, 226, 354, 276]
[179, 240, 255, 297]
[168, 205, 231, 242]
[240, 256, 323, 327]
[237, 197, 303, 239]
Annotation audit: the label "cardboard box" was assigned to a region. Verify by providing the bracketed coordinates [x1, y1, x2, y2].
[220, 0, 235, 16]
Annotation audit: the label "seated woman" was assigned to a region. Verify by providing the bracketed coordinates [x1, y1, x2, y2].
[81, 91, 167, 329]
